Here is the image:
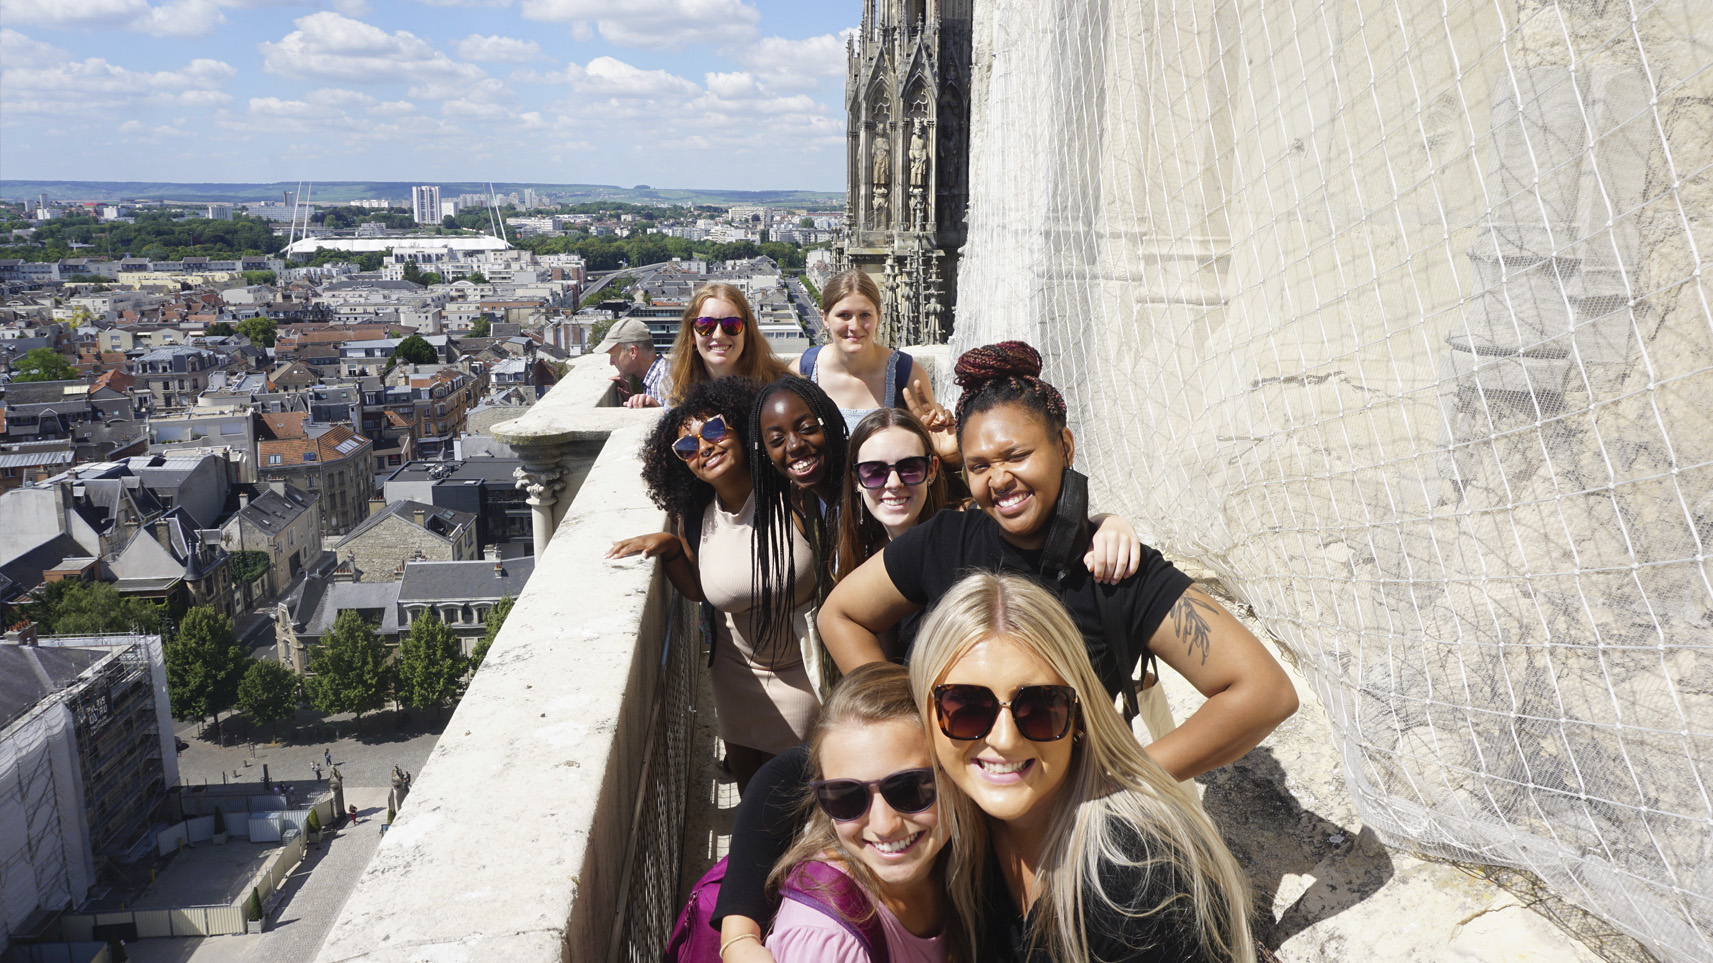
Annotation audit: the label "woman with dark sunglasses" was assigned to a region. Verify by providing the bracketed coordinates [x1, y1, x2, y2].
[663, 282, 792, 406]
[606, 377, 818, 793]
[760, 663, 971, 963]
[820, 341, 1297, 784]
[910, 572, 1255, 962]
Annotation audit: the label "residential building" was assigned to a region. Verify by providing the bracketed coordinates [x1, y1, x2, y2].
[275, 577, 402, 673]
[220, 484, 323, 608]
[381, 458, 536, 556]
[332, 499, 476, 582]
[133, 346, 221, 411]
[411, 186, 442, 226]
[396, 556, 535, 655]
[257, 424, 374, 535]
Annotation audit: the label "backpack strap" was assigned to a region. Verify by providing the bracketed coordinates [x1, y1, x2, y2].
[799, 344, 821, 380]
[780, 862, 891, 963]
[888, 351, 913, 408]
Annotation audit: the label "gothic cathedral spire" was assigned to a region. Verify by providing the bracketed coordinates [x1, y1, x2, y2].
[838, 0, 971, 345]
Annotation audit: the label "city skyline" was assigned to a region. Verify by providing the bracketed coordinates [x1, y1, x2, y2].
[0, 0, 856, 191]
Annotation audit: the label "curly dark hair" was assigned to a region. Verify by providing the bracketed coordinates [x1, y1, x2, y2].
[637, 376, 763, 528]
[746, 376, 849, 660]
[953, 340, 1068, 440]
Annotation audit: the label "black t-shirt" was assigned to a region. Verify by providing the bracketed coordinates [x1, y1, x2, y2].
[883, 509, 1193, 698]
[980, 821, 1214, 963]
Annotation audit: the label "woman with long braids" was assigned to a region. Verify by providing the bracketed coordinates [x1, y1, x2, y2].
[605, 377, 818, 793]
[820, 340, 1297, 786]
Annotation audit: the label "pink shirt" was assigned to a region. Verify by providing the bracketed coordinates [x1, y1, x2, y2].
[765, 863, 946, 963]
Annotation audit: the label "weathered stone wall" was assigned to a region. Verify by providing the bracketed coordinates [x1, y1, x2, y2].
[952, 1, 1713, 958]
[338, 514, 472, 582]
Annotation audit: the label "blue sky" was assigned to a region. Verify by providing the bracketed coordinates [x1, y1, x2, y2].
[0, 0, 859, 191]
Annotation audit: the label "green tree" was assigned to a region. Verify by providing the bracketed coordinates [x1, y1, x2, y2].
[401, 261, 423, 284]
[206, 321, 236, 337]
[307, 610, 390, 725]
[237, 316, 277, 347]
[236, 658, 299, 739]
[391, 334, 438, 367]
[27, 579, 161, 635]
[165, 606, 248, 741]
[229, 550, 270, 585]
[800, 217, 815, 228]
[419, 271, 443, 286]
[241, 270, 276, 285]
[394, 611, 466, 714]
[11, 347, 78, 383]
[467, 271, 487, 284]
[469, 595, 514, 672]
[469, 316, 491, 338]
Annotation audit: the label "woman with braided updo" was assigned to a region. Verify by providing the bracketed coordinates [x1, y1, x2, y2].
[818, 340, 1298, 786]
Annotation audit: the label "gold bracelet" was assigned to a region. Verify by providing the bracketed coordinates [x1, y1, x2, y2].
[719, 933, 761, 958]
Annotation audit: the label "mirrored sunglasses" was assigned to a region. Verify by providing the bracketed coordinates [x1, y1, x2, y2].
[932, 683, 1079, 742]
[811, 767, 937, 822]
[671, 415, 730, 461]
[854, 456, 932, 490]
[692, 316, 744, 337]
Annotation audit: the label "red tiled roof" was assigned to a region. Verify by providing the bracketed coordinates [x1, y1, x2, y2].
[260, 411, 308, 439]
[259, 423, 371, 467]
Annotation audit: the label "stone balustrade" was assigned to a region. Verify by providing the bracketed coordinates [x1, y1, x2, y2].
[313, 356, 683, 962]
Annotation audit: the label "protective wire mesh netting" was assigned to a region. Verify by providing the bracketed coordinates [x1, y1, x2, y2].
[948, 0, 1713, 958]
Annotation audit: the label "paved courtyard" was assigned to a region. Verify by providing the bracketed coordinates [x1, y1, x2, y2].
[128, 698, 450, 963]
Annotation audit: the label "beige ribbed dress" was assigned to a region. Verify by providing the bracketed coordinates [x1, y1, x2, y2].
[697, 493, 820, 754]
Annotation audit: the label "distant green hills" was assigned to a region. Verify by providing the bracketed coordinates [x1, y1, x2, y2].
[0, 180, 846, 209]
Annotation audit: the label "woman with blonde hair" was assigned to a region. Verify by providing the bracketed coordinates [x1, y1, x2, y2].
[664, 282, 793, 405]
[911, 570, 1256, 962]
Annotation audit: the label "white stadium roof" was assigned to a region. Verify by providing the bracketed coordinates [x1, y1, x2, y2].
[282, 234, 511, 256]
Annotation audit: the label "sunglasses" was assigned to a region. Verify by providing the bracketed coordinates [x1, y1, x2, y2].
[671, 415, 730, 461]
[854, 456, 932, 490]
[691, 316, 744, 337]
[932, 683, 1079, 742]
[811, 767, 937, 822]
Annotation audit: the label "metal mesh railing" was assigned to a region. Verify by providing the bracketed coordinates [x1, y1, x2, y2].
[610, 592, 701, 963]
[949, 1, 1713, 958]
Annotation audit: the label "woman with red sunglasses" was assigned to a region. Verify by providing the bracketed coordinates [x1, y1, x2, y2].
[663, 283, 792, 405]
[909, 572, 1255, 962]
[760, 662, 971, 963]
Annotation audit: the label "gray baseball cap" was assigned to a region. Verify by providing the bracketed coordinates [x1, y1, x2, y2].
[593, 317, 655, 354]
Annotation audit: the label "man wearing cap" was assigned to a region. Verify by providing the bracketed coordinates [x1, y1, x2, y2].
[594, 317, 668, 408]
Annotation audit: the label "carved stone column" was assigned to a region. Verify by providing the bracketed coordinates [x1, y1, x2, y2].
[514, 458, 566, 557]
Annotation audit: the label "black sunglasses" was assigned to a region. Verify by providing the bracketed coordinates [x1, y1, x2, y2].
[932, 683, 1079, 742]
[692, 316, 744, 337]
[811, 767, 937, 822]
[854, 456, 932, 490]
[671, 415, 730, 461]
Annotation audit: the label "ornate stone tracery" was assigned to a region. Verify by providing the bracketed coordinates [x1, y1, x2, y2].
[840, 0, 970, 346]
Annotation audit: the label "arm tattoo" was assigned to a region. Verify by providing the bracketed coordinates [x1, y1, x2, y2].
[1170, 592, 1219, 666]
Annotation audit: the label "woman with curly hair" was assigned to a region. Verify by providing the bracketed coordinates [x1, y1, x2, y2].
[606, 376, 818, 792]
[662, 282, 793, 406]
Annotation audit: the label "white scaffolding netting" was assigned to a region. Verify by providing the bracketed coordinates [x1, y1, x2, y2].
[950, 1, 1713, 958]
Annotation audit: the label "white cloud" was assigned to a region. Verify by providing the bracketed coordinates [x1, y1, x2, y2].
[518, 0, 760, 50]
[2, 53, 236, 114]
[579, 56, 699, 97]
[3, 0, 233, 37]
[457, 33, 542, 63]
[732, 31, 854, 90]
[260, 12, 492, 91]
[0, 28, 67, 68]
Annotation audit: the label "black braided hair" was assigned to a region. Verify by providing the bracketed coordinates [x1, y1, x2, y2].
[636, 376, 762, 527]
[952, 340, 1069, 440]
[747, 376, 849, 660]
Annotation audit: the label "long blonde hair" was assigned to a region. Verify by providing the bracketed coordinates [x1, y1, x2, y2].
[767, 663, 974, 963]
[665, 282, 790, 403]
[908, 572, 1256, 962]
